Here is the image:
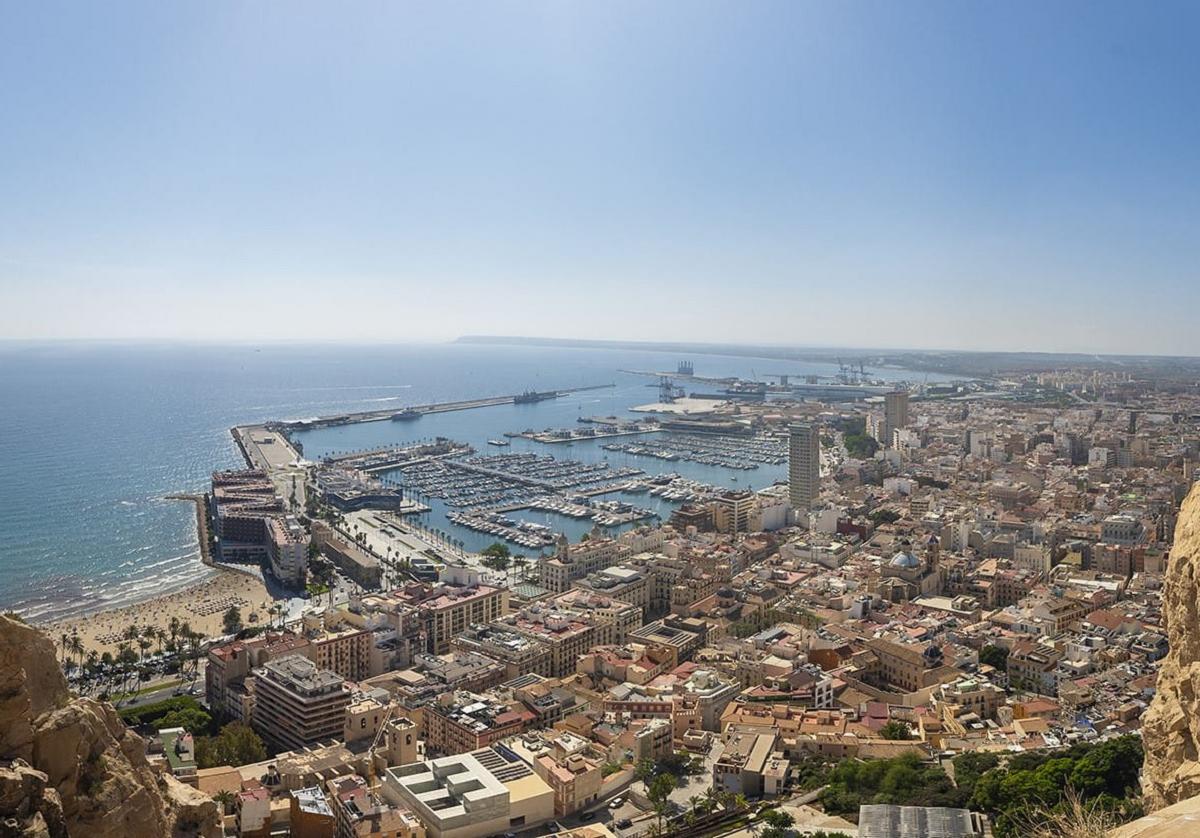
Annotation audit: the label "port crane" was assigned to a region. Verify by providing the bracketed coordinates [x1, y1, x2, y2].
[658, 376, 684, 403]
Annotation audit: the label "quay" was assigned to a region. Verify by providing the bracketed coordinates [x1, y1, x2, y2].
[321, 439, 473, 473]
[512, 423, 660, 445]
[269, 383, 616, 432]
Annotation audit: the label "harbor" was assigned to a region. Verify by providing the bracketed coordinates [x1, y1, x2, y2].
[286, 374, 794, 552]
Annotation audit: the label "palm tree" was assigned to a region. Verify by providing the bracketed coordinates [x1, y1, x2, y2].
[213, 789, 235, 815]
[68, 634, 85, 673]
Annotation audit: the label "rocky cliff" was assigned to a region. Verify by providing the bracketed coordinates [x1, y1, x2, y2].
[0, 614, 221, 838]
[1142, 484, 1200, 810]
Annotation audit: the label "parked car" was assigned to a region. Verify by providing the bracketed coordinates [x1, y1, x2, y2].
[609, 798, 624, 809]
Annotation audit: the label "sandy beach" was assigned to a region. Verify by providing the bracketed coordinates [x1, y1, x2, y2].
[42, 568, 276, 659]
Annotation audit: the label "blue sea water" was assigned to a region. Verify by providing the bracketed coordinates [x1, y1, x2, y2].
[0, 341, 941, 623]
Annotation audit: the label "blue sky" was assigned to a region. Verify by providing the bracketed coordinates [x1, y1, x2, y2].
[1, 1, 1197, 353]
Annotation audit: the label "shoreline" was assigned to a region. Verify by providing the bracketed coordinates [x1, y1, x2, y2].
[42, 561, 277, 659]
[40, 490, 284, 659]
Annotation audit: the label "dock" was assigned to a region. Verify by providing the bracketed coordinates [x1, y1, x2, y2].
[512, 421, 660, 444]
[321, 439, 473, 473]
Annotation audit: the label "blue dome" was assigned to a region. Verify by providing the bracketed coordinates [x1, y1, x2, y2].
[889, 552, 921, 569]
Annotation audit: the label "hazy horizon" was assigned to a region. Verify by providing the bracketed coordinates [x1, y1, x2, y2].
[2, 2, 1197, 354]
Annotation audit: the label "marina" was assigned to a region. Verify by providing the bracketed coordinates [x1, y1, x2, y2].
[385, 451, 645, 509]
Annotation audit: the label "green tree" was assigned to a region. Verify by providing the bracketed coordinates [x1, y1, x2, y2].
[647, 772, 677, 828]
[979, 644, 1009, 671]
[157, 705, 213, 734]
[195, 722, 268, 769]
[759, 808, 795, 838]
[481, 553, 511, 573]
[213, 789, 235, 814]
[222, 606, 243, 635]
[880, 720, 914, 740]
[844, 434, 880, 458]
[481, 542, 510, 559]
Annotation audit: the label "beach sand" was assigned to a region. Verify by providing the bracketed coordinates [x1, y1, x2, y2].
[43, 568, 276, 659]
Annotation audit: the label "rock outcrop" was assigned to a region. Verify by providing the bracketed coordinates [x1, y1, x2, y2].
[0, 615, 221, 837]
[1142, 484, 1200, 810]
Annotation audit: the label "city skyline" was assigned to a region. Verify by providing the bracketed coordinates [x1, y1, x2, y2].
[2, 2, 1198, 353]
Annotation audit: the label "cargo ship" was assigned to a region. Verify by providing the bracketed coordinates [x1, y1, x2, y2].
[513, 390, 557, 404]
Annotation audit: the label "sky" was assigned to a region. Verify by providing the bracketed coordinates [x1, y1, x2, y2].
[1, 1, 1197, 355]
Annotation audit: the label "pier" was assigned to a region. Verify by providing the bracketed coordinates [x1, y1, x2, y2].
[509, 419, 661, 444]
[321, 439, 473, 473]
[271, 383, 616, 432]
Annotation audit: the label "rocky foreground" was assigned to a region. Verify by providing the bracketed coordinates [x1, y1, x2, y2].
[0, 614, 221, 838]
[1142, 484, 1200, 811]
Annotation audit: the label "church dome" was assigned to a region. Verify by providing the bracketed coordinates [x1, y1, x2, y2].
[889, 552, 921, 569]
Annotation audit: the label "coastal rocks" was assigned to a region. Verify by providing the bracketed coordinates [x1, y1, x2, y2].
[1143, 484, 1200, 810]
[0, 615, 221, 838]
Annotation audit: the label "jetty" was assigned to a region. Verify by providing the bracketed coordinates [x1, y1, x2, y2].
[268, 383, 616, 432]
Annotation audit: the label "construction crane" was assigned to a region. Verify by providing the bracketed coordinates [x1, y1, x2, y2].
[365, 703, 398, 784]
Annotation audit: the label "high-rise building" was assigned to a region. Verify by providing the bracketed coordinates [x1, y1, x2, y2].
[884, 391, 910, 449]
[788, 423, 820, 511]
[251, 655, 348, 753]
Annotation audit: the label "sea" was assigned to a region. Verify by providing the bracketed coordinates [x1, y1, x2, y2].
[0, 341, 947, 623]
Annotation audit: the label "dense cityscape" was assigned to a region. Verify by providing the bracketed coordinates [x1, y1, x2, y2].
[3, 3, 1197, 837]
[37, 355, 1199, 838]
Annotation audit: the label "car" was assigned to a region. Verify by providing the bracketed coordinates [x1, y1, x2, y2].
[580, 812, 596, 822]
[616, 818, 633, 829]
[609, 798, 623, 809]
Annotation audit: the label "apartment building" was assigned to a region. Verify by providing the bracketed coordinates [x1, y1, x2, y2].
[206, 631, 315, 722]
[713, 731, 778, 798]
[424, 691, 534, 756]
[327, 774, 427, 838]
[252, 655, 349, 753]
[419, 585, 509, 655]
[571, 565, 650, 613]
[539, 534, 632, 594]
[450, 625, 554, 680]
